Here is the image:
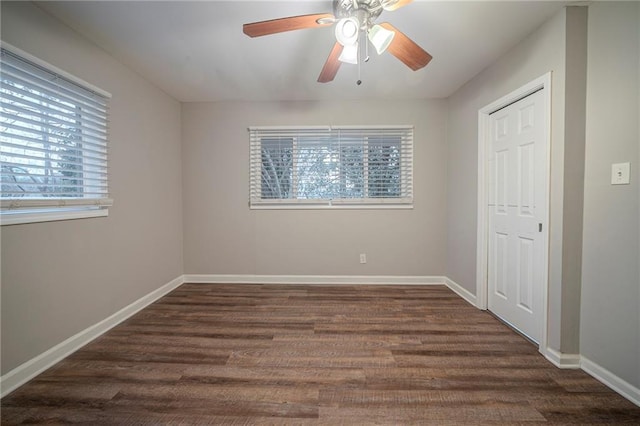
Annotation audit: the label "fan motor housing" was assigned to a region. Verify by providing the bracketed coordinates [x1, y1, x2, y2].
[333, 0, 384, 28]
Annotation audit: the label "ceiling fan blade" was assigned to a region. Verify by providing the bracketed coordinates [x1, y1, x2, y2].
[382, 0, 413, 12]
[243, 13, 334, 37]
[317, 42, 344, 83]
[379, 22, 432, 71]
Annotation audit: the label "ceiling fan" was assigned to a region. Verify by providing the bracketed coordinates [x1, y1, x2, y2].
[243, 0, 432, 84]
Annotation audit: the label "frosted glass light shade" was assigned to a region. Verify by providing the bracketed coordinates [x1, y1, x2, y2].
[335, 17, 359, 46]
[338, 42, 358, 64]
[368, 24, 395, 54]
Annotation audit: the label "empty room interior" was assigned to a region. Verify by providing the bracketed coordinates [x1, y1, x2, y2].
[1, 0, 639, 423]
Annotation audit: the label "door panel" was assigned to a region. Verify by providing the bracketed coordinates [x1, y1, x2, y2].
[495, 149, 509, 214]
[518, 142, 535, 216]
[494, 231, 509, 299]
[517, 235, 534, 312]
[488, 89, 546, 343]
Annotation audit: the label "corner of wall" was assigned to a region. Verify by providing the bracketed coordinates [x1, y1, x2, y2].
[558, 4, 588, 355]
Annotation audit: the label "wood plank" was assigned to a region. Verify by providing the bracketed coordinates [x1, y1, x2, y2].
[2, 284, 640, 424]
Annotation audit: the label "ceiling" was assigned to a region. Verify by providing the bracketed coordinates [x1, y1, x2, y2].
[36, 1, 569, 102]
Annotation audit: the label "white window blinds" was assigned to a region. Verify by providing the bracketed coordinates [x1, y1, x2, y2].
[0, 47, 111, 218]
[249, 125, 413, 208]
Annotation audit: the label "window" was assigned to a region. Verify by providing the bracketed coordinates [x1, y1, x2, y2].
[249, 126, 413, 208]
[0, 45, 111, 225]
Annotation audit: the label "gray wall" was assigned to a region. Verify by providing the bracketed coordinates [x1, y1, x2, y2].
[0, 2, 183, 374]
[446, 8, 578, 352]
[182, 100, 448, 276]
[581, 1, 639, 388]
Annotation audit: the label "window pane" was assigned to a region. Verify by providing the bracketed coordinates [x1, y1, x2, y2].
[339, 144, 364, 199]
[261, 138, 292, 199]
[296, 142, 337, 199]
[368, 137, 401, 198]
[0, 80, 85, 198]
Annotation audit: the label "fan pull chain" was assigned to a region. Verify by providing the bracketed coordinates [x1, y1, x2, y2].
[357, 29, 367, 86]
[364, 32, 370, 63]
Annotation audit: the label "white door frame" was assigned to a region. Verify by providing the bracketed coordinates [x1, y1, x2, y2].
[476, 72, 552, 352]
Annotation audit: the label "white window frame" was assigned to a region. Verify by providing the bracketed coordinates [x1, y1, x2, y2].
[1, 43, 112, 226]
[249, 125, 414, 209]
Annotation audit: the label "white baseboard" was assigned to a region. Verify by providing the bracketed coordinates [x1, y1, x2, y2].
[542, 347, 581, 369]
[3, 273, 638, 409]
[443, 277, 478, 307]
[541, 349, 640, 407]
[183, 274, 447, 286]
[581, 356, 640, 407]
[0, 275, 184, 398]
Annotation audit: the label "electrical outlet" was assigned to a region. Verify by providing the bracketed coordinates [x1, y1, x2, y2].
[359, 253, 367, 264]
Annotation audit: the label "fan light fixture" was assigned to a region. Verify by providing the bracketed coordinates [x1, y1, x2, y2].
[368, 24, 395, 55]
[335, 17, 359, 46]
[339, 42, 359, 64]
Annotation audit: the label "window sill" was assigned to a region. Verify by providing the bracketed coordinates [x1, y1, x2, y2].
[1, 207, 109, 226]
[250, 203, 414, 210]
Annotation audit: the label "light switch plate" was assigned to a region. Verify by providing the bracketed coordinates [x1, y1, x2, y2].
[611, 162, 630, 185]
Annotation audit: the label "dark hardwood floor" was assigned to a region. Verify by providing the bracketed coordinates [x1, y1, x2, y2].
[2, 284, 640, 424]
